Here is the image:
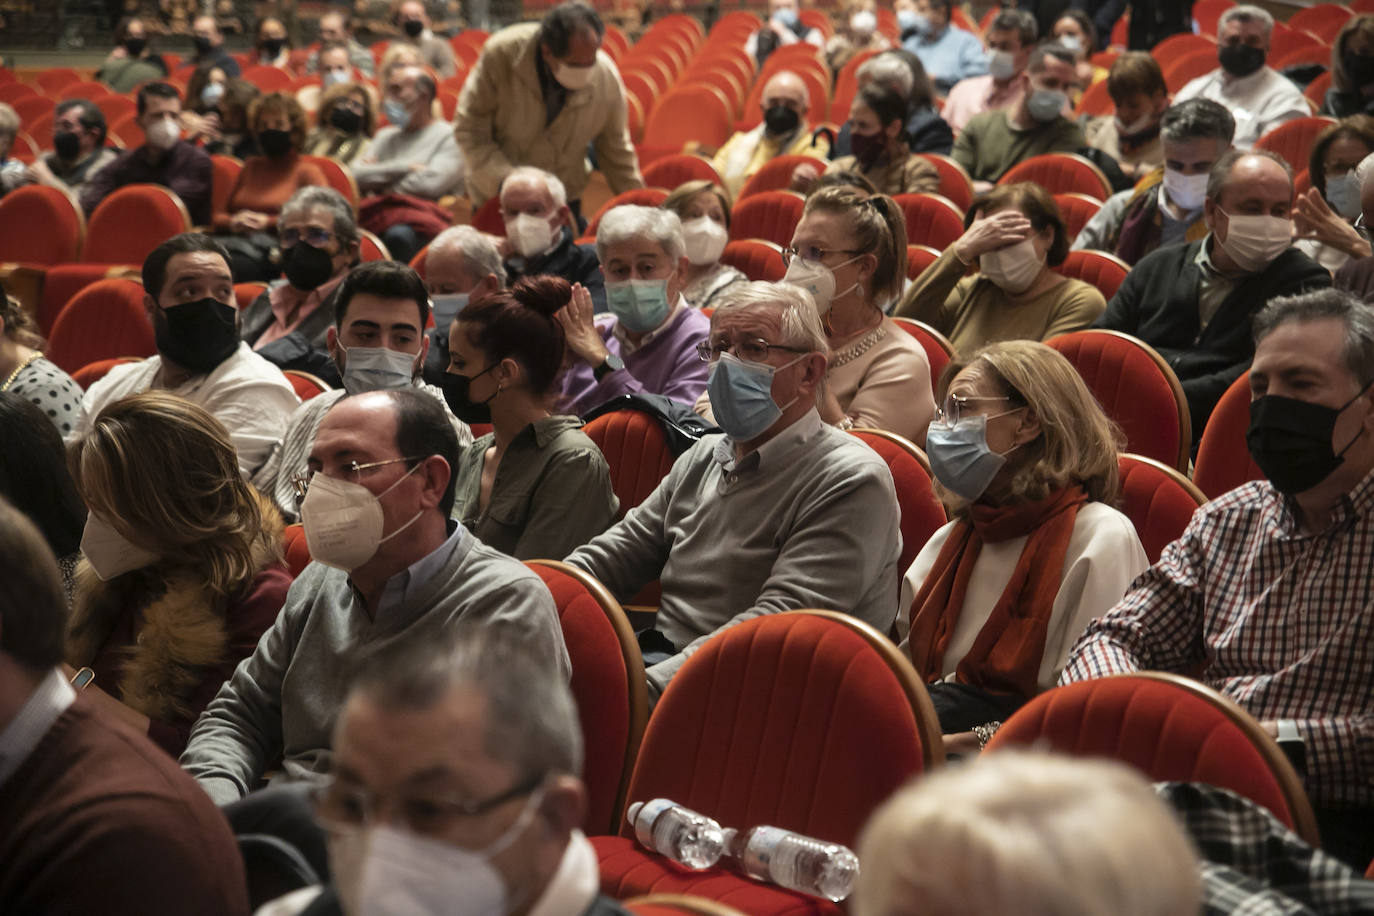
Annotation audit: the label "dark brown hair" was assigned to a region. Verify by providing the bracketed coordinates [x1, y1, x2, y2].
[1105, 52, 1166, 105]
[459, 276, 570, 395]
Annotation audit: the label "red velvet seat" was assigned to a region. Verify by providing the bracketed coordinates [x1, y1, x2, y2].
[524, 560, 647, 835]
[1074, 78, 1113, 117]
[282, 523, 311, 577]
[904, 244, 940, 282]
[642, 85, 735, 163]
[0, 184, 85, 266]
[241, 65, 295, 91]
[641, 155, 722, 192]
[1163, 48, 1221, 92]
[892, 192, 964, 250]
[71, 356, 142, 389]
[1287, 3, 1353, 43]
[1116, 453, 1206, 564]
[1053, 192, 1103, 242]
[915, 153, 974, 213]
[736, 154, 828, 201]
[1046, 329, 1191, 471]
[583, 408, 678, 518]
[586, 188, 673, 239]
[593, 610, 944, 913]
[1056, 248, 1130, 301]
[358, 229, 391, 261]
[998, 152, 1112, 201]
[46, 277, 156, 374]
[728, 190, 805, 246]
[850, 428, 947, 576]
[891, 316, 955, 391]
[301, 155, 359, 210]
[1255, 116, 1339, 173]
[1152, 32, 1218, 66]
[282, 369, 331, 400]
[985, 672, 1322, 845]
[626, 895, 749, 916]
[33, 67, 83, 95]
[1193, 373, 1265, 499]
[210, 155, 244, 227]
[470, 195, 505, 236]
[719, 239, 786, 282]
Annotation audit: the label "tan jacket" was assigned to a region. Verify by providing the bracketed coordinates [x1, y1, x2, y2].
[455, 22, 642, 204]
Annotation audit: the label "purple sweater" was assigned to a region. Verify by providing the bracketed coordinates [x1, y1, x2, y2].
[558, 304, 711, 416]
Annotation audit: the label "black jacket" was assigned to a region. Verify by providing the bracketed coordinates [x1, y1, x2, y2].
[1095, 239, 1331, 440]
[505, 228, 606, 312]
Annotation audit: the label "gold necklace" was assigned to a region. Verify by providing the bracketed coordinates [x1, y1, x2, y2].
[0, 352, 40, 392]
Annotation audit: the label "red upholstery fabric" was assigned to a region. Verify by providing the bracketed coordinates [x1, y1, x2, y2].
[1047, 330, 1189, 470]
[302, 155, 359, 209]
[985, 675, 1311, 836]
[12, 95, 55, 126]
[1151, 32, 1217, 66]
[38, 264, 140, 335]
[0, 184, 84, 265]
[737, 155, 829, 201]
[23, 111, 54, 151]
[1053, 193, 1103, 243]
[583, 409, 677, 517]
[283, 370, 330, 401]
[642, 155, 723, 192]
[92, 95, 136, 128]
[850, 430, 947, 575]
[234, 282, 267, 311]
[34, 67, 82, 94]
[241, 65, 294, 91]
[1255, 117, 1339, 173]
[643, 86, 735, 159]
[830, 50, 880, 123]
[1193, 373, 1265, 499]
[210, 155, 243, 224]
[728, 191, 806, 246]
[525, 561, 642, 835]
[1305, 72, 1334, 110]
[470, 195, 505, 236]
[71, 356, 141, 389]
[915, 153, 974, 212]
[891, 316, 954, 390]
[46, 278, 156, 374]
[282, 523, 311, 577]
[587, 189, 673, 238]
[720, 240, 786, 282]
[1116, 454, 1205, 564]
[1056, 249, 1129, 301]
[359, 229, 391, 262]
[83, 184, 192, 263]
[998, 153, 1112, 200]
[892, 193, 964, 250]
[905, 244, 940, 282]
[1287, 4, 1352, 43]
[1075, 79, 1113, 116]
[1193, 0, 1232, 36]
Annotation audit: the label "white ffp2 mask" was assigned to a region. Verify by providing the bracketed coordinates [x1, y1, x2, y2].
[505, 213, 557, 259]
[299, 465, 424, 571]
[80, 513, 161, 581]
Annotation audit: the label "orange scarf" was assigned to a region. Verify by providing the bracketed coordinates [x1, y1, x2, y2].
[907, 487, 1088, 699]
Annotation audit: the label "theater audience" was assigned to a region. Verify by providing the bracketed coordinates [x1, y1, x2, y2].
[250, 261, 472, 521]
[257, 628, 634, 916]
[567, 281, 901, 701]
[65, 392, 290, 756]
[185, 75, 260, 160]
[898, 183, 1105, 352]
[0, 499, 249, 916]
[711, 70, 830, 200]
[854, 752, 1202, 916]
[181, 387, 565, 803]
[392, 0, 459, 78]
[96, 16, 169, 93]
[746, 0, 824, 61]
[422, 225, 506, 383]
[941, 9, 1036, 134]
[456, 1, 643, 214]
[1292, 117, 1374, 274]
[0, 292, 83, 437]
[1075, 98, 1235, 264]
[1082, 52, 1168, 183]
[69, 234, 300, 477]
[556, 205, 711, 416]
[81, 82, 213, 225]
[897, 342, 1146, 734]
[1322, 15, 1374, 118]
[305, 81, 375, 165]
[499, 166, 605, 308]
[825, 2, 890, 74]
[300, 43, 357, 111]
[308, 11, 377, 77]
[662, 180, 747, 310]
[1173, 5, 1306, 149]
[1065, 289, 1374, 870]
[826, 52, 954, 164]
[827, 84, 940, 195]
[953, 43, 1085, 189]
[18, 99, 118, 197]
[253, 17, 292, 69]
[213, 93, 327, 281]
[190, 14, 242, 78]
[446, 277, 617, 558]
[900, 0, 987, 95]
[1096, 150, 1331, 440]
[1051, 10, 1107, 100]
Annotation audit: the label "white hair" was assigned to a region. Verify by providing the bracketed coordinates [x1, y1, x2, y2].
[853, 751, 1203, 916]
[713, 280, 831, 359]
[427, 225, 507, 285]
[501, 165, 567, 209]
[595, 204, 686, 263]
[0, 103, 18, 140]
[1357, 150, 1374, 194]
[1219, 4, 1274, 39]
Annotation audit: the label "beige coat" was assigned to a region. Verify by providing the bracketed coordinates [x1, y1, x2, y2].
[454, 22, 643, 204]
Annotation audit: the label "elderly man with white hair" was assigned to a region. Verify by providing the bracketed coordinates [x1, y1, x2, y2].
[1335, 152, 1374, 302]
[565, 280, 901, 701]
[422, 225, 507, 384]
[711, 70, 830, 199]
[1173, 5, 1308, 149]
[555, 204, 711, 416]
[499, 165, 605, 310]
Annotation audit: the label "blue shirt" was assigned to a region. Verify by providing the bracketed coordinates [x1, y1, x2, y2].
[903, 25, 988, 94]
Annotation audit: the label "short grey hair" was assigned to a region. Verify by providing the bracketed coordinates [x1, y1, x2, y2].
[1255, 289, 1374, 389]
[1219, 4, 1274, 39]
[279, 185, 359, 248]
[857, 55, 914, 98]
[1160, 98, 1235, 146]
[502, 165, 567, 210]
[428, 225, 508, 286]
[1206, 148, 1293, 203]
[346, 623, 582, 778]
[714, 280, 831, 359]
[1356, 150, 1374, 194]
[0, 103, 18, 140]
[595, 204, 686, 263]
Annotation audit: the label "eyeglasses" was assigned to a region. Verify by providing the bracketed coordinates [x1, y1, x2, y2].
[696, 337, 808, 363]
[290, 455, 423, 505]
[781, 245, 863, 266]
[280, 226, 335, 248]
[936, 394, 1014, 426]
[313, 771, 545, 838]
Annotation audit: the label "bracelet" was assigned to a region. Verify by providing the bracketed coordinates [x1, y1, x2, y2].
[971, 720, 1002, 750]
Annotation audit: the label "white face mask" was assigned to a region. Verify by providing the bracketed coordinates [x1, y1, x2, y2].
[146, 117, 181, 151]
[1055, 33, 1083, 54]
[682, 216, 729, 266]
[553, 60, 595, 91]
[782, 254, 861, 315]
[505, 212, 558, 259]
[1217, 210, 1292, 272]
[979, 238, 1043, 293]
[338, 342, 421, 395]
[1325, 171, 1362, 221]
[299, 465, 424, 572]
[989, 50, 1018, 81]
[849, 10, 877, 35]
[323, 67, 352, 87]
[1162, 168, 1208, 211]
[80, 513, 161, 581]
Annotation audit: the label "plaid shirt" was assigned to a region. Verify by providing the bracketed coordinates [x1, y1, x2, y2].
[1062, 470, 1374, 808]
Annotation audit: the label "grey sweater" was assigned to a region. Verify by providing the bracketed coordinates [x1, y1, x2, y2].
[180, 525, 566, 804]
[351, 119, 465, 200]
[566, 410, 901, 698]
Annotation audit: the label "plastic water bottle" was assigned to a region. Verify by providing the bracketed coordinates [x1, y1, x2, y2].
[723, 825, 860, 901]
[626, 799, 726, 870]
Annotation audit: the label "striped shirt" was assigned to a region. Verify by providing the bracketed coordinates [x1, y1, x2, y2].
[1062, 470, 1374, 808]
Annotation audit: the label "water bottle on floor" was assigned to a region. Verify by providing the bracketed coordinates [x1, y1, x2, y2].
[723, 825, 859, 901]
[625, 799, 726, 870]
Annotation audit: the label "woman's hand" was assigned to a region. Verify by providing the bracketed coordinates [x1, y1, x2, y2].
[790, 162, 820, 194]
[554, 283, 610, 367]
[230, 211, 270, 234]
[952, 209, 1032, 263]
[1293, 188, 1373, 260]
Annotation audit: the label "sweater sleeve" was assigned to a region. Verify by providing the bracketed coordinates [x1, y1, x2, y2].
[512, 448, 619, 560]
[893, 246, 970, 328]
[394, 127, 465, 199]
[1041, 280, 1107, 339]
[453, 49, 517, 204]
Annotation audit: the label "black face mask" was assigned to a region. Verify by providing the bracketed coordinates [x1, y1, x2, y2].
[1246, 386, 1371, 495]
[282, 241, 336, 290]
[124, 37, 146, 56]
[441, 365, 497, 424]
[1218, 43, 1266, 78]
[849, 129, 887, 168]
[260, 38, 286, 58]
[193, 35, 215, 55]
[53, 130, 81, 161]
[258, 128, 293, 158]
[763, 104, 800, 136]
[154, 296, 239, 374]
[329, 106, 363, 134]
[402, 18, 424, 37]
[1344, 51, 1374, 88]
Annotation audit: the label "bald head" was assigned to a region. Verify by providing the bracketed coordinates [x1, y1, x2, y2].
[762, 71, 810, 114]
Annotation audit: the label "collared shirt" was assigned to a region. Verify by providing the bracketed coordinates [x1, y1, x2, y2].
[0, 668, 75, 788]
[366, 519, 466, 621]
[257, 274, 346, 349]
[1174, 66, 1309, 149]
[1062, 468, 1374, 807]
[1193, 235, 1245, 334]
[902, 24, 988, 93]
[712, 407, 825, 476]
[941, 74, 1024, 135]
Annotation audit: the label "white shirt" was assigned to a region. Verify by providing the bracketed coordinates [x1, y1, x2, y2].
[69, 342, 300, 476]
[1173, 66, 1308, 149]
[897, 502, 1149, 692]
[0, 669, 75, 788]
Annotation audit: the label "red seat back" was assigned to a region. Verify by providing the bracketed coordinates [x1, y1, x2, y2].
[1116, 453, 1206, 564]
[728, 190, 805, 246]
[916, 153, 974, 212]
[736, 154, 828, 201]
[358, 229, 390, 262]
[1074, 78, 1114, 117]
[719, 239, 786, 281]
[46, 277, 156, 373]
[282, 369, 331, 400]
[1254, 116, 1339, 172]
[83, 184, 192, 264]
[282, 523, 312, 577]
[1056, 249, 1129, 301]
[850, 429, 947, 576]
[641, 154, 722, 192]
[1053, 192, 1103, 242]
[582, 409, 677, 518]
[643, 85, 734, 159]
[891, 316, 955, 390]
[892, 192, 965, 250]
[586, 188, 673, 238]
[301, 155, 360, 210]
[211, 154, 243, 223]
[34, 68, 83, 94]
[1193, 373, 1265, 499]
[71, 356, 142, 389]
[999, 153, 1112, 200]
[0, 184, 85, 266]
[1288, 3, 1353, 43]
[470, 195, 506, 236]
[241, 65, 295, 91]
[1152, 32, 1217, 65]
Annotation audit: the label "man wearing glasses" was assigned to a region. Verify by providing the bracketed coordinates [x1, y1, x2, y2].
[566, 281, 901, 701]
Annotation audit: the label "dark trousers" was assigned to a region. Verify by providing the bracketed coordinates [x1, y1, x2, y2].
[927, 681, 1029, 734]
[225, 782, 332, 881]
[1313, 805, 1374, 872]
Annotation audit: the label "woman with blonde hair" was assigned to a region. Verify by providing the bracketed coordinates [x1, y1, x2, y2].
[305, 80, 376, 165]
[898, 341, 1147, 737]
[661, 180, 747, 310]
[65, 391, 290, 756]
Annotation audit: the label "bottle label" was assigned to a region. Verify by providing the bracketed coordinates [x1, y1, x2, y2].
[741, 825, 789, 877]
[632, 798, 677, 850]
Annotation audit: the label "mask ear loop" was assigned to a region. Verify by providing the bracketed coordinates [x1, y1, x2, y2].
[1332, 380, 1374, 460]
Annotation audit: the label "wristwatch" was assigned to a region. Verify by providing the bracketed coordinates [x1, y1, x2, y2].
[593, 353, 624, 382]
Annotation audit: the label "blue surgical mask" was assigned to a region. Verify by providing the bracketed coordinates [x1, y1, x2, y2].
[605, 278, 673, 334]
[1325, 172, 1362, 221]
[708, 351, 804, 442]
[430, 292, 469, 333]
[926, 414, 1015, 502]
[382, 98, 410, 130]
[338, 342, 420, 395]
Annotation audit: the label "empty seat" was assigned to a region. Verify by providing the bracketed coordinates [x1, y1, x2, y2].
[45, 277, 156, 374]
[728, 190, 805, 246]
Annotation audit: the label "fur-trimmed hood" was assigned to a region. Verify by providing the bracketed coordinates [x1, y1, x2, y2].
[65, 490, 285, 723]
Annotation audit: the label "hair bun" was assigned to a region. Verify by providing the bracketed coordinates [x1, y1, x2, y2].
[512, 275, 573, 318]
